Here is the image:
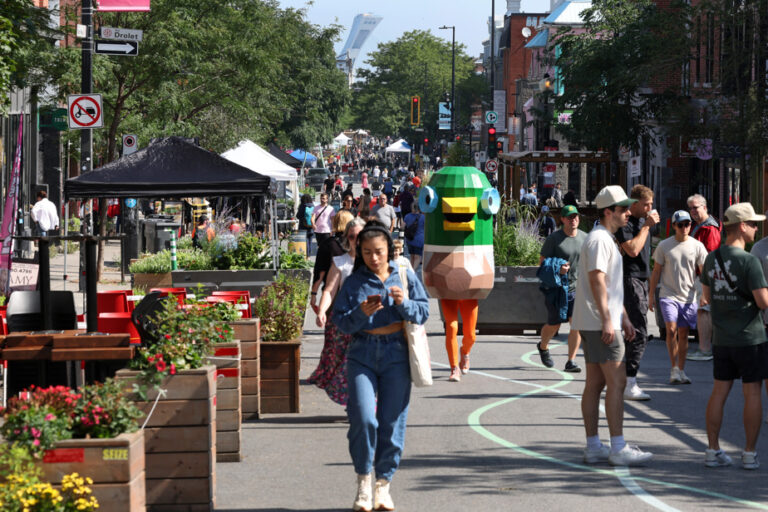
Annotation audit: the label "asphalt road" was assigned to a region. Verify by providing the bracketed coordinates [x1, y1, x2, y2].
[216, 297, 768, 512]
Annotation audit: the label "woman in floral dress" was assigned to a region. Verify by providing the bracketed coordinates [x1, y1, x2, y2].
[309, 217, 366, 405]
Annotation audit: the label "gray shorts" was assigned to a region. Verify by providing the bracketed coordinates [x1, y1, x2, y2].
[580, 330, 626, 364]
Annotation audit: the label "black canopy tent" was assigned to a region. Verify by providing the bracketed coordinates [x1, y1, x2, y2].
[60, 136, 275, 333]
[64, 137, 271, 199]
[267, 142, 303, 168]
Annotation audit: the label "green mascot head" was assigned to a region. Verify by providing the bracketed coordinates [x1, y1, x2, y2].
[418, 166, 499, 300]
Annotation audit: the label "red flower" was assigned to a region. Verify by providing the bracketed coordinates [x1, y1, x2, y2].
[156, 360, 167, 372]
[164, 334, 172, 340]
[170, 363, 177, 375]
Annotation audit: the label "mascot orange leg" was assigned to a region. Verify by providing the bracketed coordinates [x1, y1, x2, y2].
[441, 299, 479, 368]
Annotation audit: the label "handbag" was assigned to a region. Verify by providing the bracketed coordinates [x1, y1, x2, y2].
[398, 267, 433, 387]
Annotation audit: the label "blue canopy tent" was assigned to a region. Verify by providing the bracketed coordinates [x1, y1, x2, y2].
[289, 149, 317, 166]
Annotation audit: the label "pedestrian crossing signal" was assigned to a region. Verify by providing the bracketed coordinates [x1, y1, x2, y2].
[410, 96, 421, 125]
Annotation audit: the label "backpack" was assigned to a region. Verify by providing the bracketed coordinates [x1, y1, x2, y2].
[303, 206, 313, 228]
[404, 216, 419, 241]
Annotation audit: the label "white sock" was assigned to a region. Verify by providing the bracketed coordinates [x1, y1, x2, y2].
[610, 435, 626, 454]
[626, 376, 636, 387]
[586, 435, 602, 451]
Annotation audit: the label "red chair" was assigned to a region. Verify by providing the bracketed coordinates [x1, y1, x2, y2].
[97, 290, 130, 314]
[210, 291, 252, 318]
[98, 312, 141, 345]
[205, 295, 249, 318]
[150, 288, 187, 305]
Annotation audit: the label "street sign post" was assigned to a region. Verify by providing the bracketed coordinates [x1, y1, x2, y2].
[67, 94, 103, 129]
[485, 111, 498, 124]
[122, 134, 138, 155]
[100, 26, 143, 42]
[485, 159, 498, 173]
[94, 40, 139, 56]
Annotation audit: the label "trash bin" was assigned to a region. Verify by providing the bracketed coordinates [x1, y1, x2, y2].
[287, 232, 307, 255]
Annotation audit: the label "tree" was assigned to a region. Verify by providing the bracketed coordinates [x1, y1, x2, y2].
[0, 0, 58, 111]
[350, 30, 481, 140]
[549, 0, 692, 171]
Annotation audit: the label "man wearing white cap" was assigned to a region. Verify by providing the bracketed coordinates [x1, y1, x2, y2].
[649, 210, 707, 385]
[572, 185, 653, 466]
[701, 202, 768, 469]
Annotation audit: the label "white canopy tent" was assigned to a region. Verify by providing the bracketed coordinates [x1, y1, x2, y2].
[384, 138, 412, 154]
[221, 139, 298, 182]
[333, 132, 351, 145]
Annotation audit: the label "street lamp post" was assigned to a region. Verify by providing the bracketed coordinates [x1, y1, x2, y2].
[439, 25, 456, 139]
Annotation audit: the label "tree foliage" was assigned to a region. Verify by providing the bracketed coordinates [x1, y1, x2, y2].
[26, 0, 349, 162]
[0, 0, 58, 112]
[550, 0, 692, 158]
[350, 30, 485, 139]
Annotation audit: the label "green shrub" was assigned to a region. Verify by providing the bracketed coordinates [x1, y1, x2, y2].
[493, 201, 543, 266]
[279, 250, 311, 269]
[254, 273, 309, 341]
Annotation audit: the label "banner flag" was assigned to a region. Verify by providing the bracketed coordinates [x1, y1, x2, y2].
[0, 117, 23, 294]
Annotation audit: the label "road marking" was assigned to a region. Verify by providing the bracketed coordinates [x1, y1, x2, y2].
[432, 345, 768, 510]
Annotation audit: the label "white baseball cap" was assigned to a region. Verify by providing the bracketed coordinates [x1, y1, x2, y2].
[595, 185, 637, 209]
[723, 202, 767, 226]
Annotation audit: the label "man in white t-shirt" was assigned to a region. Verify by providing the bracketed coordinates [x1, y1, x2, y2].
[649, 210, 707, 385]
[572, 185, 652, 467]
[30, 190, 59, 236]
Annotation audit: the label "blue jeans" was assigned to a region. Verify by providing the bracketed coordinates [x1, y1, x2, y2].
[346, 331, 411, 481]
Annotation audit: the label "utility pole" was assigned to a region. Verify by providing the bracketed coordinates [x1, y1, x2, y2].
[79, 0, 93, 294]
[490, 0, 496, 106]
[439, 25, 456, 140]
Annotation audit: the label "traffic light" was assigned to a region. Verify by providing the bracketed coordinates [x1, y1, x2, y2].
[410, 96, 421, 125]
[423, 138, 429, 145]
[487, 126, 497, 158]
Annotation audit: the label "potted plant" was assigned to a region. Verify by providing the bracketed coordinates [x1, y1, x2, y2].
[116, 294, 237, 511]
[0, 381, 145, 511]
[475, 201, 549, 334]
[252, 273, 309, 414]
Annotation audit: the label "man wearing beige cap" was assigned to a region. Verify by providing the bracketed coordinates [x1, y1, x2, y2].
[572, 185, 652, 466]
[701, 202, 768, 469]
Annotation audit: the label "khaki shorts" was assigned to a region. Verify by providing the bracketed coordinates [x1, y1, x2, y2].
[580, 330, 625, 364]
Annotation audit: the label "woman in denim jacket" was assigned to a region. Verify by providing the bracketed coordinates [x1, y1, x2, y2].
[333, 222, 430, 512]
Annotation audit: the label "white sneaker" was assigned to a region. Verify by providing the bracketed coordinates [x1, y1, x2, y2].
[742, 451, 760, 470]
[448, 367, 461, 382]
[687, 349, 713, 361]
[624, 383, 651, 401]
[609, 445, 653, 466]
[678, 369, 691, 384]
[705, 449, 733, 467]
[583, 443, 610, 464]
[354, 473, 373, 512]
[374, 479, 395, 511]
[670, 367, 682, 384]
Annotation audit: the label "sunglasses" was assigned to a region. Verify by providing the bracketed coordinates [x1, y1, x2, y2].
[565, 214, 579, 220]
[746, 221, 759, 228]
[675, 221, 691, 227]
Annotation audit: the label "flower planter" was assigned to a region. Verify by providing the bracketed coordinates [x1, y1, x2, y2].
[233, 319, 261, 420]
[260, 340, 301, 414]
[206, 341, 242, 462]
[115, 365, 216, 512]
[41, 430, 146, 512]
[132, 272, 173, 291]
[441, 266, 548, 335]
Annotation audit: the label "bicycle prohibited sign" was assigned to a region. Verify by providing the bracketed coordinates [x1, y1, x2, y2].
[68, 94, 103, 129]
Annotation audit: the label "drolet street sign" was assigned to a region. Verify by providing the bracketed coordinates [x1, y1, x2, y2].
[94, 39, 139, 56]
[485, 111, 498, 124]
[67, 94, 103, 129]
[100, 26, 143, 42]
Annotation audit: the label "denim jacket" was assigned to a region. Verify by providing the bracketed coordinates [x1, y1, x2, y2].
[333, 261, 430, 335]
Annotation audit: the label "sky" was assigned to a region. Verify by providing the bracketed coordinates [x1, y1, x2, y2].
[277, 0, 551, 68]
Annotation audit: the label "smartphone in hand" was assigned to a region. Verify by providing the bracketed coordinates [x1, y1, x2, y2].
[367, 294, 382, 304]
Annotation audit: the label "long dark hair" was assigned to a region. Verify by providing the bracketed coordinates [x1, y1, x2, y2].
[353, 220, 394, 271]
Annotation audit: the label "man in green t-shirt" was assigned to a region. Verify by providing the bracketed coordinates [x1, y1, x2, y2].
[700, 202, 768, 470]
[537, 205, 588, 372]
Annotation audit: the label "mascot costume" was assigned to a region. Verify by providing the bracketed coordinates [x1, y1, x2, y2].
[418, 166, 499, 381]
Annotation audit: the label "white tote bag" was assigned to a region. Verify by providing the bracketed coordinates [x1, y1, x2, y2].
[399, 267, 433, 387]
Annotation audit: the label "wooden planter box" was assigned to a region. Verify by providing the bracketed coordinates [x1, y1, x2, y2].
[260, 340, 301, 414]
[41, 430, 146, 512]
[116, 366, 216, 512]
[233, 319, 261, 420]
[206, 341, 242, 462]
[132, 272, 173, 291]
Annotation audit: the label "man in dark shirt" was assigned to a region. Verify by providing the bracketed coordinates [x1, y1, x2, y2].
[615, 184, 660, 401]
[323, 175, 335, 195]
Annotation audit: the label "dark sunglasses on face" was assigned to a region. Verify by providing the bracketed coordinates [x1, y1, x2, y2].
[676, 221, 691, 227]
[746, 221, 759, 228]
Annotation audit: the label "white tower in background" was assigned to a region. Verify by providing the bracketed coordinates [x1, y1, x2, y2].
[336, 13, 383, 87]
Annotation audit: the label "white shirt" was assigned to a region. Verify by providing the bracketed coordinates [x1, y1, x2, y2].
[572, 224, 624, 331]
[653, 236, 707, 303]
[31, 197, 59, 231]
